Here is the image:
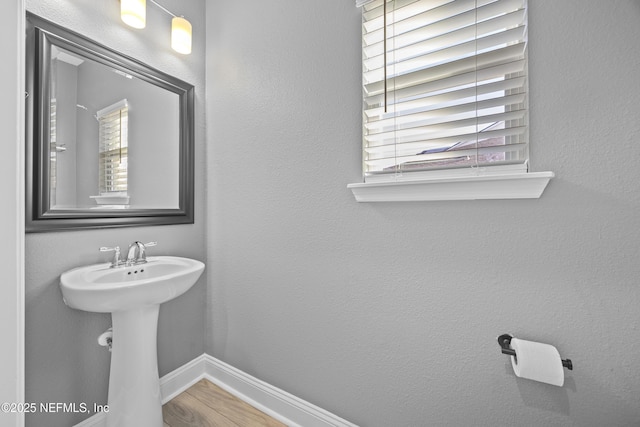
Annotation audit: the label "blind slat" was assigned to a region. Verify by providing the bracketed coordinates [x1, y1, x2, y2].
[365, 93, 526, 134]
[364, 7, 526, 64]
[364, 30, 526, 86]
[364, 130, 527, 170]
[365, 75, 526, 118]
[364, 59, 526, 107]
[365, 111, 527, 148]
[364, 0, 525, 48]
[364, 43, 526, 95]
[364, 142, 528, 170]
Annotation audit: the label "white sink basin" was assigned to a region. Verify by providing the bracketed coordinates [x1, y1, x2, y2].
[59, 255, 204, 427]
[60, 256, 204, 313]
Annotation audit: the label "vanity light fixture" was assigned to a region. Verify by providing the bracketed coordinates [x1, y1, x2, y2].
[120, 0, 192, 55]
[171, 16, 192, 55]
[120, 0, 146, 29]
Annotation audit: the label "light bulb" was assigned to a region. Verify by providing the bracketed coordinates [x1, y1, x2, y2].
[121, 0, 146, 29]
[171, 16, 192, 55]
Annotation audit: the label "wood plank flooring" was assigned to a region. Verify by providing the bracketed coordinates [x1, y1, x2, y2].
[162, 379, 287, 427]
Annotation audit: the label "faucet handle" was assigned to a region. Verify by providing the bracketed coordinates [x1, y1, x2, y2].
[99, 246, 123, 268]
[99, 245, 120, 254]
[138, 241, 157, 263]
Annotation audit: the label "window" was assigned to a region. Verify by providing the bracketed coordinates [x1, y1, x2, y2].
[97, 99, 128, 194]
[349, 0, 553, 201]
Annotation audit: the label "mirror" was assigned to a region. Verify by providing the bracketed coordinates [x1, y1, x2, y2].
[25, 13, 195, 232]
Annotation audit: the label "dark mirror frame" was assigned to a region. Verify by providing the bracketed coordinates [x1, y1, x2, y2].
[25, 12, 195, 232]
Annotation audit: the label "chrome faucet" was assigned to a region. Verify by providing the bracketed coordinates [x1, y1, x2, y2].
[100, 241, 157, 268]
[126, 241, 157, 266]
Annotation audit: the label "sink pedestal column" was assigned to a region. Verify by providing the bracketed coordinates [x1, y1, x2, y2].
[106, 305, 163, 427]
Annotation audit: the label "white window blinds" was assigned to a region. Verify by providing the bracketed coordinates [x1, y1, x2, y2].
[360, 0, 528, 180]
[97, 99, 128, 193]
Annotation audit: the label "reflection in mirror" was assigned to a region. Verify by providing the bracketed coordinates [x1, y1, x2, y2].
[26, 13, 194, 231]
[48, 45, 180, 210]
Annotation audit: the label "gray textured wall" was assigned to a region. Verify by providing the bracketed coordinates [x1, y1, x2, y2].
[24, 0, 206, 426]
[205, 1, 640, 426]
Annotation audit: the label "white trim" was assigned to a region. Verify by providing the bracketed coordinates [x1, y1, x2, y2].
[348, 171, 554, 202]
[96, 99, 128, 119]
[75, 354, 358, 427]
[203, 355, 358, 427]
[2, 1, 26, 426]
[159, 355, 208, 404]
[18, 2, 26, 424]
[52, 46, 85, 66]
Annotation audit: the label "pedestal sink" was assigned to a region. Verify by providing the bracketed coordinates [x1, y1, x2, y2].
[60, 256, 205, 427]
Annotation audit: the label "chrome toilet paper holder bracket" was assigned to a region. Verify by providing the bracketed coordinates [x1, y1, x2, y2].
[497, 334, 573, 370]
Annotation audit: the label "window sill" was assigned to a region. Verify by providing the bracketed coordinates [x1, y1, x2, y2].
[347, 171, 554, 202]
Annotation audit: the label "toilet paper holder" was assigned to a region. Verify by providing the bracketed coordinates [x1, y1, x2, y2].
[498, 334, 573, 370]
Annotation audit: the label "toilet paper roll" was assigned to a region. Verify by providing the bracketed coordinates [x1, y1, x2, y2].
[510, 338, 564, 387]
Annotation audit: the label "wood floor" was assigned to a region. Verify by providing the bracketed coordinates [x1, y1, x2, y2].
[162, 379, 287, 427]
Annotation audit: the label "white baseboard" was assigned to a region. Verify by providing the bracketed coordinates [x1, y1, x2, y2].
[201, 354, 358, 427]
[160, 355, 207, 404]
[75, 353, 357, 427]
